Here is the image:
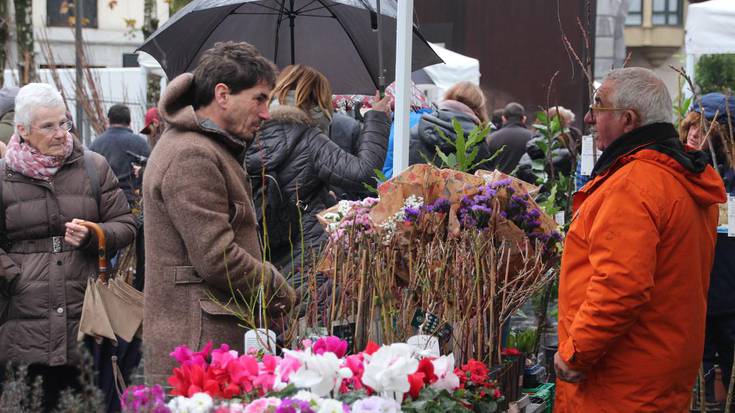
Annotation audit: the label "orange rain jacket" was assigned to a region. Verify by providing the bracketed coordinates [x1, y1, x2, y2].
[555, 147, 726, 412]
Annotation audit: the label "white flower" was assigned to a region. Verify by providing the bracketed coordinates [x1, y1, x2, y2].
[361, 343, 418, 398]
[317, 398, 346, 413]
[167, 392, 214, 413]
[430, 354, 460, 391]
[351, 396, 402, 413]
[404, 195, 424, 209]
[293, 390, 321, 402]
[285, 349, 354, 397]
[337, 200, 353, 216]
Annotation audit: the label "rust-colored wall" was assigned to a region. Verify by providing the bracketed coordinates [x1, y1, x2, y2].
[414, 0, 594, 128]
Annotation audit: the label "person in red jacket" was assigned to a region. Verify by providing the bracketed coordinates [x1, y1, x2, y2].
[554, 67, 726, 412]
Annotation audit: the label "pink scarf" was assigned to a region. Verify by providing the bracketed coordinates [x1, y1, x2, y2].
[3, 133, 73, 181]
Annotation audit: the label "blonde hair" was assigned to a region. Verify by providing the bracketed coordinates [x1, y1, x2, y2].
[271, 64, 333, 119]
[443, 81, 488, 124]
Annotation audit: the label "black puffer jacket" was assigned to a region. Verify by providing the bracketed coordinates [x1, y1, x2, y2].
[245, 105, 389, 279]
[516, 135, 575, 184]
[408, 109, 492, 171]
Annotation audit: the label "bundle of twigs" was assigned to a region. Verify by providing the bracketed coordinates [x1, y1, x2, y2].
[308, 198, 556, 365]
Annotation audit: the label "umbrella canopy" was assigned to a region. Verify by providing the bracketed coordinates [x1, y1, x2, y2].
[137, 0, 442, 94]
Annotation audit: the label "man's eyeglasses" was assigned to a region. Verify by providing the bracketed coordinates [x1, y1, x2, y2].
[32, 120, 73, 136]
[588, 103, 634, 121]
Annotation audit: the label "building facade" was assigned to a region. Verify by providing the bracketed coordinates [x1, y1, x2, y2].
[622, 0, 687, 97]
[5, 0, 169, 69]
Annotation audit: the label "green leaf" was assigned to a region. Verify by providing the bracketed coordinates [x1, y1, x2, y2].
[531, 159, 546, 172]
[535, 111, 548, 124]
[362, 182, 378, 195]
[467, 146, 480, 165]
[477, 400, 499, 413]
[373, 168, 387, 183]
[435, 146, 457, 168]
[535, 139, 548, 154]
[435, 126, 456, 149]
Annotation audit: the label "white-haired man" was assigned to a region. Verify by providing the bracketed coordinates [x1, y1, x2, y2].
[0, 83, 135, 410]
[554, 67, 726, 412]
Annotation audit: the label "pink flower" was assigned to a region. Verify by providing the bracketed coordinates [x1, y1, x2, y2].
[170, 342, 214, 368]
[253, 355, 280, 392]
[211, 344, 238, 369]
[341, 354, 366, 392]
[227, 355, 260, 392]
[313, 336, 348, 358]
[244, 397, 281, 413]
[277, 355, 302, 382]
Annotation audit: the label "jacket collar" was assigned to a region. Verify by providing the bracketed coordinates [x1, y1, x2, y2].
[591, 122, 708, 178]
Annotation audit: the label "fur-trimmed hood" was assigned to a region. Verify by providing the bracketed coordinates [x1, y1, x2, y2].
[247, 105, 324, 173]
[266, 105, 319, 127]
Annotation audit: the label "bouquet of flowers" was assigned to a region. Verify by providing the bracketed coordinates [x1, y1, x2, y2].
[308, 165, 560, 364]
[121, 337, 503, 413]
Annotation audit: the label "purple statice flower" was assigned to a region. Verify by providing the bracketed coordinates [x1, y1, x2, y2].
[527, 209, 541, 220]
[460, 195, 474, 208]
[482, 187, 498, 198]
[490, 178, 512, 188]
[427, 197, 451, 214]
[460, 213, 478, 228]
[403, 206, 422, 223]
[275, 398, 316, 413]
[499, 211, 508, 219]
[551, 231, 563, 242]
[470, 204, 493, 215]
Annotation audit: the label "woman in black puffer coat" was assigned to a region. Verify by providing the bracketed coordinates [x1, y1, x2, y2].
[245, 65, 391, 283]
[409, 81, 493, 172]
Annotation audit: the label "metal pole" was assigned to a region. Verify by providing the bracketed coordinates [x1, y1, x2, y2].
[376, 0, 385, 92]
[74, 0, 85, 144]
[392, 0, 413, 174]
[289, 0, 295, 65]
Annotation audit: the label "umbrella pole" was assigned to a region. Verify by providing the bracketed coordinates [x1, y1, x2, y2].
[290, 0, 296, 65]
[376, 0, 385, 94]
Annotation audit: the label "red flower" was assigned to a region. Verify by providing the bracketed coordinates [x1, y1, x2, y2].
[502, 348, 522, 356]
[417, 358, 438, 384]
[407, 372, 426, 399]
[406, 358, 438, 399]
[363, 341, 380, 355]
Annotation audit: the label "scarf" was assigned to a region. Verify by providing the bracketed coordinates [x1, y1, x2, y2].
[591, 122, 708, 178]
[438, 100, 481, 125]
[3, 133, 74, 181]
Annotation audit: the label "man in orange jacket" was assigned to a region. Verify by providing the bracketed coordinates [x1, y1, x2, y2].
[554, 67, 726, 412]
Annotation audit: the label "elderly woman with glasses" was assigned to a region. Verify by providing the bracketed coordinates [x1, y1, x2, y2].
[0, 83, 136, 411]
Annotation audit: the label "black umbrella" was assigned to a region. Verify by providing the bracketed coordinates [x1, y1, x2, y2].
[137, 0, 442, 94]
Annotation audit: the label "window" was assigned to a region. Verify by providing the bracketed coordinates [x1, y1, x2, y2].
[625, 0, 643, 26]
[47, 0, 98, 28]
[652, 0, 682, 26]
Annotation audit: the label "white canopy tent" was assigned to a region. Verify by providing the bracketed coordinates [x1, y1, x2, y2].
[684, 0, 735, 96]
[422, 43, 481, 91]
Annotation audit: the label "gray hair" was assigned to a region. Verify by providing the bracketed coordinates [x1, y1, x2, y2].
[547, 106, 575, 126]
[14, 83, 66, 129]
[603, 67, 672, 126]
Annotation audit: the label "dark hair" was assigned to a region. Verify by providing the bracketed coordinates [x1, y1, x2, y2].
[491, 109, 504, 129]
[108, 104, 131, 125]
[503, 102, 525, 123]
[192, 41, 277, 109]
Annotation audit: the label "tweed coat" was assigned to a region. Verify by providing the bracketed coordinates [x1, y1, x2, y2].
[143, 73, 295, 385]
